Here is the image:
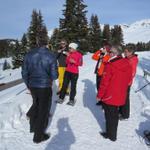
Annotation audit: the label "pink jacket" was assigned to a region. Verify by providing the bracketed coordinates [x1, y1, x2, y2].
[66, 51, 83, 74]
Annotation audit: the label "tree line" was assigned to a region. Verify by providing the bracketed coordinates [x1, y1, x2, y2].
[0, 0, 149, 69]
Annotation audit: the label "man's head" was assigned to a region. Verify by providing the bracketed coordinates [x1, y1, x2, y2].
[109, 45, 123, 57]
[124, 46, 135, 57]
[60, 40, 67, 48]
[68, 43, 78, 52]
[101, 45, 111, 53]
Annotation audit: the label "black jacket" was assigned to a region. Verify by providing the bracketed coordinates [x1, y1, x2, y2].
[56, 47, 68, 67]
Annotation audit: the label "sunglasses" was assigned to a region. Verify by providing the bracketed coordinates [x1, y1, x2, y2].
[60, 43, 66, 45]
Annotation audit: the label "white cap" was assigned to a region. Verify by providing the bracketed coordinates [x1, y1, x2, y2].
[69, 43, 78, 50]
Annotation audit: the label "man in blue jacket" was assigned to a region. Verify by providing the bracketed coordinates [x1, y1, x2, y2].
[22, 39, 58, 144]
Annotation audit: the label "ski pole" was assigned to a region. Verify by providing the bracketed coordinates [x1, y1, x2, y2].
[135, 82, 150, 93]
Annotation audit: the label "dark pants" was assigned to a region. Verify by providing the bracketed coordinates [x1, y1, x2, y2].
[103, 104, 119, 140]
[27, 87, 52, 139]
[96, 74, 102, 91]
[60, 71, 78, 101]
[119, 86, 131, 119]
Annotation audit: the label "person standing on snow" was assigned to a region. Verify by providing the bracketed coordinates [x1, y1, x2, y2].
[56, 43, 83, 106]
[22, 37, 58, 143]
[56, 40, 69, 95]
[119, 46, 138, 120]
[92, 44, 111, 105]
[97, 45, 132, 141]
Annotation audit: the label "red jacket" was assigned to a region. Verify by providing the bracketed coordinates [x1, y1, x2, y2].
[127, 54, 138, 85]
[66, 51, 83, 74]
[97, 56, 132, 106]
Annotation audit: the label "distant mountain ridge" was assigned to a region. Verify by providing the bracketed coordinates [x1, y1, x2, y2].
[121, 19, 150, 44]
[48, 19, 150, 44]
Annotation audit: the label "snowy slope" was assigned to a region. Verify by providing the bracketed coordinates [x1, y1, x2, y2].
[122, 19, 150, 44]
[0, 52, 150, 150]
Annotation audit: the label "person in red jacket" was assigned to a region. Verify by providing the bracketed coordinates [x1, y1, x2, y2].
[119, 46, 138, 120]
[56, 43, 83, 106]
[92, 45, 111, 105]
[97, 45, 132, 141]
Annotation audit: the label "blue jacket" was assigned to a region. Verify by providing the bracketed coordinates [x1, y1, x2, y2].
[22, 47, 58, 88]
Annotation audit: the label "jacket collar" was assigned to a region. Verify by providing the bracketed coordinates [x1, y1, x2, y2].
[109, 55, 122, 62]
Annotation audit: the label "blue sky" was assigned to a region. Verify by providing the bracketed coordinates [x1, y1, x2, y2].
[0, 0, 150, 39]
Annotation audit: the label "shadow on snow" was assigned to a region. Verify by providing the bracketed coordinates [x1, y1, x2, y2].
[45, 117, 75, 150]
[82, 79, 105, 131]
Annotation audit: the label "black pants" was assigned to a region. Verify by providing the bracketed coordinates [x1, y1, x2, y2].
[103, 104, 119, 140]
[119, 86, 131, 119]
[96, 74, 102, 91]
[27, 87, 52, 139]
[60, 71, 78, 101]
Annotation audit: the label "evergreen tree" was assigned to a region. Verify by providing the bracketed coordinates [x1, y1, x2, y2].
[21, 33, 28, 53]
[49, 28, 61, 50]
[111, 25, 123, 45]
[59, 0, 88, 53]
[146, 41, 150, 51]
[136, 42, 144, 51]
[75, 0, 89, 53]
[3, 60, 11, 70]
[0, 39, 15, 58]
[12, 40, 22, 69]
[27, 10, 39, 48]
[88, 14, 102, 52]
[27, 10, 48, 48]
[102, 24, 111, 43]
[59, 0, 76, 41]
[12, 34, 28, 69]
[19, 33, 29, 62]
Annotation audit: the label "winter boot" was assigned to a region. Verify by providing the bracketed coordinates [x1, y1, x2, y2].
[33, 133, 50, 144]
[100, 132, 108, 139]
[96, 101, 102, 106]
[144, 130, 150, 145]
[67, 100, 76, 106]
[56, 98, 64, 104]
[56, 91, 60, 95]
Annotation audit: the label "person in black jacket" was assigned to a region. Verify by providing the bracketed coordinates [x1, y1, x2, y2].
[22, 38, 58, 144]
[56, 40, 69, 95]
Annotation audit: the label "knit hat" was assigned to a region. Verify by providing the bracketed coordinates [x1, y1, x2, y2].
[69, 43, 78, 50]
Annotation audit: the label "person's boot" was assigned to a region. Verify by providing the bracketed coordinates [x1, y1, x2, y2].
[56, 91, 60, 95]
[56, 98, 64, 104]
[96, 101, 102, 106]
[33, 133, 50, 144]
[144, 130, 150, 140]
[67, 100, 76, 106]
[100, 132, 108, 139]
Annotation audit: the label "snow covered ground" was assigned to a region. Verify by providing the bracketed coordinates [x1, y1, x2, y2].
[0, 52, 150, 150]
[0, 57, 22, 84]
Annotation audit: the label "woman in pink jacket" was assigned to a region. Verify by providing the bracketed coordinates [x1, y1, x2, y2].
[56, 43, 83, 106]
